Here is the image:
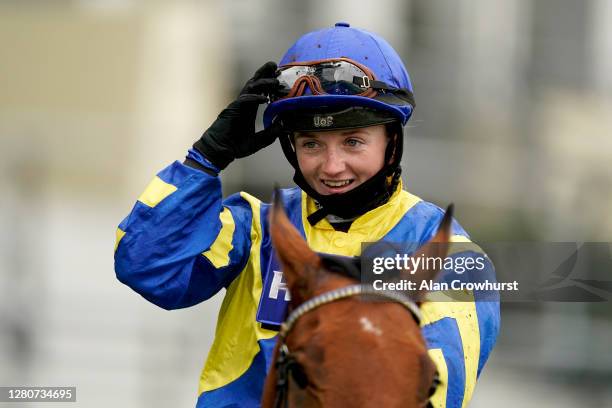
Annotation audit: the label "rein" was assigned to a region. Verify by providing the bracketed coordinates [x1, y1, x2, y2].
[273, 284, 422, 408]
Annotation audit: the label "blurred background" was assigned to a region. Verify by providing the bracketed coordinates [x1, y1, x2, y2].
[1, 0, 611, 407]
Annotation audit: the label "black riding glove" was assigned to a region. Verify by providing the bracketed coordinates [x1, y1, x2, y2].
[192, 61, 284, 170]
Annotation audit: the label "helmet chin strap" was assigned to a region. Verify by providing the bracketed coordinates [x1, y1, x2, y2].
[296, 164, 402, 226]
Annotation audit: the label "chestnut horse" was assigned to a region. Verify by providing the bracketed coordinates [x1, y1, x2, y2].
[261, 192, 452, 408]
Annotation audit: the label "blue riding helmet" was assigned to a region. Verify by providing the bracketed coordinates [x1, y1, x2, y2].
[263, 22, 415, 128]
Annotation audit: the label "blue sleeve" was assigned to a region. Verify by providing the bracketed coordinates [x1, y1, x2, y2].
[113, 160, 252, 310]
[416, 203, 500, 407]
[421, 255, 500, 408]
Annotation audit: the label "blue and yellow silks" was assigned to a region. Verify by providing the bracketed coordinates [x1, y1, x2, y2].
[115, 160, 500, 408]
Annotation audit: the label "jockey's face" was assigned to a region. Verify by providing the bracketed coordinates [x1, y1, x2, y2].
[294, 124, 388, 195]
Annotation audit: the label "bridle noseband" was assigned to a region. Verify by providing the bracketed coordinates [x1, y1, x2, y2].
[273, 284, 422, 408]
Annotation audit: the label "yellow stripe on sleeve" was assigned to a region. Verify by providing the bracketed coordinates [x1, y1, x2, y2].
[421, 298, 480, 408]
[198, 193, 277, 394]
[137, 176, 178, 208]
[202, 208, 235, 268]
[448, 235, 487, 258]
[114, 228, 126, 252]
[428, 348, 448, 408]
[423, 235, 487, 406]
[450, 234, 471, 243]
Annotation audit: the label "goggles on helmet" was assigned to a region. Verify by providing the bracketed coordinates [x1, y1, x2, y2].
[271, 57, 415, 106]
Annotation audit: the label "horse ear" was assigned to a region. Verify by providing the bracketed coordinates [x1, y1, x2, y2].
[270, 187, 322, 305]
[404, 204, 454, 302]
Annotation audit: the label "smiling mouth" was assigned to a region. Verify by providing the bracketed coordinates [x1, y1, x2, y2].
[321, 179, 354, 188]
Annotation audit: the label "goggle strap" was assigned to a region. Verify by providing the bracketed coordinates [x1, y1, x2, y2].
[352, 76, 416, 106]
[351, 76, 401, 92]
[391, 89, 416, 107]
[370, 80, 394, 90]
[352, 76, 389, 89]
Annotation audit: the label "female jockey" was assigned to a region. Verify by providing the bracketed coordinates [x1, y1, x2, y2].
[114, 22, 500, 408]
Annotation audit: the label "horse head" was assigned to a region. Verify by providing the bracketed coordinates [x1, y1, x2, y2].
[262, 190, 452, 408]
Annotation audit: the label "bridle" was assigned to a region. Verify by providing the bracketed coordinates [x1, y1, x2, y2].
[273, 284, 425, 408]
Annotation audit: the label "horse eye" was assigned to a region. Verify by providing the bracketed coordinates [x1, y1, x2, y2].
[428, 371, 441, 397]
[289, 363, 308, 389]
